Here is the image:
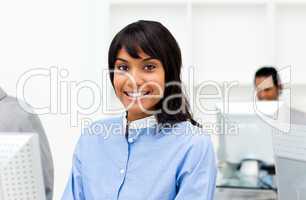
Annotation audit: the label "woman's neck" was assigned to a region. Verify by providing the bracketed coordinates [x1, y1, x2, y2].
[127, 112, 152, 122]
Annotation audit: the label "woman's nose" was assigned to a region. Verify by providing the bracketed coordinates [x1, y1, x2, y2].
[127, 70, 144, 88]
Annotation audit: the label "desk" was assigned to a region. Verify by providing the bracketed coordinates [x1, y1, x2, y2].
[216, 162, 277, 200]
[215, 187, 277, 200]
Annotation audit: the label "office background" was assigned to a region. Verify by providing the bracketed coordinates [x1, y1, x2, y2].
[1, 0, 306, 199]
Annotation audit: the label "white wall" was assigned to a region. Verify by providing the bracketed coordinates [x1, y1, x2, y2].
[276, 3, 306, 84]
[193, 4, 269, 83]
[109, 0, 306, 94]
[0, 0, 109, 199]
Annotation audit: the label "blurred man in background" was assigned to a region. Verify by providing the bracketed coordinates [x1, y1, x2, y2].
[254, 66, 306, 125]
[0, 87, 54, 200]
[254, 66, 282, 101]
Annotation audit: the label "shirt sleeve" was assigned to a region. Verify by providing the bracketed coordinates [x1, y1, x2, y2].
[61, 139, 85, 200]
[175, 135, 217, 200]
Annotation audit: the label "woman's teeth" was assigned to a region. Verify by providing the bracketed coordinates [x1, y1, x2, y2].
[125, 91, 149, 98]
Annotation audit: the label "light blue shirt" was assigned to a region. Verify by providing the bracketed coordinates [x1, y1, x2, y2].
[62, 114, 217, 200]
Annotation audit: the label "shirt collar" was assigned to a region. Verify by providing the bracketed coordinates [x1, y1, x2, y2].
[127, 115, 157, 130]
[121, 113, 158, 142]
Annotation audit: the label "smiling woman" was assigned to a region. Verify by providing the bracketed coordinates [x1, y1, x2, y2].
[62, 20, 217, 200]
[108, 20, 202, 127]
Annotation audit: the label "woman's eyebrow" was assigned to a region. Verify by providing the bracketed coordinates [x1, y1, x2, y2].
[115, 58, 128, 62]
[142, 57, 154, 62]
[115, 56, 155, 62]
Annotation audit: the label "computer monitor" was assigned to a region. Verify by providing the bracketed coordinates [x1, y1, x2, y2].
[0, 133, 46, 200]
[217, 101, 282, 165]
[273, 124, 306, 200]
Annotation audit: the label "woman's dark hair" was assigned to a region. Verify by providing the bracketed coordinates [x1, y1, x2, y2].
[108, 20, 200, 127]
[254, 66, 282, 88]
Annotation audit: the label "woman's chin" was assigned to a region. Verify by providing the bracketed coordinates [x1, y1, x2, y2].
[125, 104, 155, 116]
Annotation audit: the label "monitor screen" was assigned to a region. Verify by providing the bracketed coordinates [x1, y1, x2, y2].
[0, 133, 46, 200]
[216, 101, 282, 165]
[273, 124, 306, 200]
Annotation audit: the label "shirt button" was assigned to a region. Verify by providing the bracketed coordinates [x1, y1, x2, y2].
[128, 138, 134, 143]
[120, 169, 125, 174]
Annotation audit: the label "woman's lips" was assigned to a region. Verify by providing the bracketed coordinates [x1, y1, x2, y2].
[123, 91, 151, 101]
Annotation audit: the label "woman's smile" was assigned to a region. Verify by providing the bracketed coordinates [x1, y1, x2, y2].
[123, 90, 151, 99]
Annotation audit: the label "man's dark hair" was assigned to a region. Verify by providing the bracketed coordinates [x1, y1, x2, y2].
[254, 66, 281, 87]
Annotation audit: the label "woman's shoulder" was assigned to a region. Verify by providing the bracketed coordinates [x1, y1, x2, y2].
[162, 120, 213, 153]
[73, 115, 125, 155]
[81, 114, 124, 136]
[169, 121, 211, 140]
[170, 121, 216, 173]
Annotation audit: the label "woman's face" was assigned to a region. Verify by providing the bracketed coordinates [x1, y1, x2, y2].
[113, 48, 165, 121]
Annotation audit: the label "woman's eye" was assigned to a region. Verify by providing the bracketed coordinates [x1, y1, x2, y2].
[144, 64, 156, 71]
[117, 65, 128, 71]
